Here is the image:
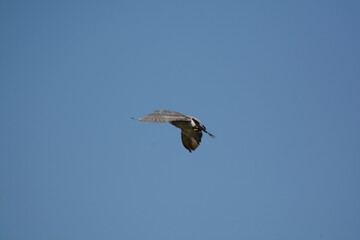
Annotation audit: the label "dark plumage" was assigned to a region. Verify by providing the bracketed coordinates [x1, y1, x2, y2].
[133, 110, 215, 152]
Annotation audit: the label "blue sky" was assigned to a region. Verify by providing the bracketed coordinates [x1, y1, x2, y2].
[1, 1, 360, 239]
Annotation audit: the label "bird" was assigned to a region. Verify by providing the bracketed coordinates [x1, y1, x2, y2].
[133, 109, 215, 152]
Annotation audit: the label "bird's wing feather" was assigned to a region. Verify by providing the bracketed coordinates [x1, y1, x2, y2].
[136, 109, 191, 122]
[181, 129, 202, 152]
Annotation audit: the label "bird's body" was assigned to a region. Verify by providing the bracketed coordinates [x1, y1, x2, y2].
[133, 110, 215, 152]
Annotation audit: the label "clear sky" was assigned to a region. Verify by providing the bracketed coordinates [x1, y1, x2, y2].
[1, 1, 360, 239]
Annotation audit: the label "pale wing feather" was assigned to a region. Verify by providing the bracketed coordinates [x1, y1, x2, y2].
[137, 109, 191, 123]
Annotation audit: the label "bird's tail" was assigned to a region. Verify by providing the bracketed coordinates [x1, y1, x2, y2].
[204, 130, 215, 138]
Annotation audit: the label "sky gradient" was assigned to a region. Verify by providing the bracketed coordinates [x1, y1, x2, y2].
[1, 1, 360, 239]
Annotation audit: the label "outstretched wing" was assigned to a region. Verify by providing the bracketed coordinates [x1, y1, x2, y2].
[136, 109, 191, 123]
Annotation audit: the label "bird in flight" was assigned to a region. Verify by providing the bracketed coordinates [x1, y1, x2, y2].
[133, 109, 215, 152]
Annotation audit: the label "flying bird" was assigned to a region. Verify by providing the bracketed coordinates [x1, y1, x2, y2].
[133, 109, 215, 152]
